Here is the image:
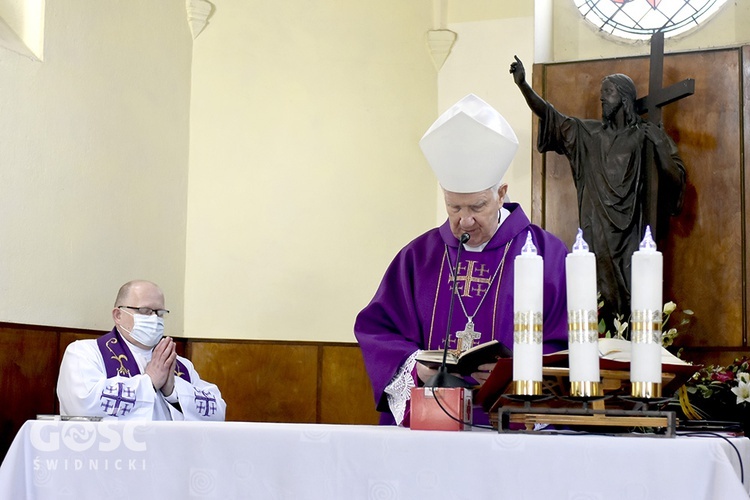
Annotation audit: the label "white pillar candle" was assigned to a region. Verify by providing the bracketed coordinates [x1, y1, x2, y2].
[565, 229, 600, 386]
[630, 226, 663, 394]
[513, 232, 544, 385]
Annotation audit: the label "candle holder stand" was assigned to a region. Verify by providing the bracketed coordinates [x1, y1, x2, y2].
[497, 404, 676, 437]
[617, 394, 673, 411]
[560, 394, 611, 411]
[498, 393, 555, 409]
[476, 346, 701, 438]
[482, 365, 683, 437]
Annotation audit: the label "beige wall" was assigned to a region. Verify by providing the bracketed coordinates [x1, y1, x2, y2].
[438, 1, 536, 219]
[184, 1, 438, 341]
[0, 0, 190, 332]
[1, 1, 747, 343]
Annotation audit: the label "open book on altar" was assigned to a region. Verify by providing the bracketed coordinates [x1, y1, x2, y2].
[598, 337, 690, 367]
[474, 338, 700, 411]
[416, 340, 513, 376]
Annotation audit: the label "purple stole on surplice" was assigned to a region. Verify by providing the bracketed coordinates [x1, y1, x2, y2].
[97, 328, 191, 382]
[94, 328, 192, 417]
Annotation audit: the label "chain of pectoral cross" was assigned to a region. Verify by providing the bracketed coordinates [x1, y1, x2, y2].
[446, 240, 512, 353]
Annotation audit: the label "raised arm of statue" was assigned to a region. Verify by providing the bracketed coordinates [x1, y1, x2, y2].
[509, 55, 548, 118]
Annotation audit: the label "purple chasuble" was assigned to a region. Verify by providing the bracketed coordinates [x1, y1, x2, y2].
[354, 203, 568, 424]
[97, 327, 191, 383]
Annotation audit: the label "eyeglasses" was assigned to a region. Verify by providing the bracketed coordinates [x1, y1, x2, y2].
[118, 306, 170, 318]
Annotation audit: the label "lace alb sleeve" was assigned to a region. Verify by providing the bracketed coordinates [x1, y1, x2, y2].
[383, 350, 420, 426]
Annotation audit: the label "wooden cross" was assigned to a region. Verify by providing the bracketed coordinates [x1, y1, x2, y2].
[632, 31, 694, 236]
[634, 31, 695, 125]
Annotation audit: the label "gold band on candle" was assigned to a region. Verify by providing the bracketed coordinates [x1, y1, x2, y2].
[512, 380, 542, 396]
[567, 309, 598, 336]
[631, 323, 662, 334]
[514, 311, 543, 344]
[631, 381, 662, 398]
[631, 309, 662, 342]
[513, 323, 543, 332]
[569, 381, 603, 397]
[567, 324, 598, 334]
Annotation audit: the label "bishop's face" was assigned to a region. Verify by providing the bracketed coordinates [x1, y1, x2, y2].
[600, 80, 623, 122]
[443, 184, 507, 246]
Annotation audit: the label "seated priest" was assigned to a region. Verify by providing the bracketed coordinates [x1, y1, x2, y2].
[354, 94, 568, 426]
[57, 280, 227, 421]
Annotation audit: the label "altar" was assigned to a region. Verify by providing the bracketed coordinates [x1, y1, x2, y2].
[0, 420, 748, 499]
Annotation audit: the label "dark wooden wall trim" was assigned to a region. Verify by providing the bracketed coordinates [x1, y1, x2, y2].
[0, 322, 379, 462]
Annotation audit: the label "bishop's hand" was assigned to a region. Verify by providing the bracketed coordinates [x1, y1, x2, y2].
[416, 362, 464, 385]
[416, 363, 438, 384]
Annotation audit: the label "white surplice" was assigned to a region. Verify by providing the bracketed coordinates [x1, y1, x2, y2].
[57, 336, 226, 421]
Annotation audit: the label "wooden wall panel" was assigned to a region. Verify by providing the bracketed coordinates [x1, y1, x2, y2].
[319, 345, 380, 425]
[187, 341, 319, 423]
[58, 331, 100, 360]
[664, 49, 743, 351]
[532, 48, 746, 363]
[0, 327, 58, 462]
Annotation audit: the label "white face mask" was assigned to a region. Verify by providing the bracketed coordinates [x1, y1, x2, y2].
[120, 310, 164, 347]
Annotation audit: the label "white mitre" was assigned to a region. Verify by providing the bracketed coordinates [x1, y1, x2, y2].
[419, 94, 519, 193]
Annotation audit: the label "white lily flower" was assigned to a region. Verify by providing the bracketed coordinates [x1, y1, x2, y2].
[731, 381, 750, 404]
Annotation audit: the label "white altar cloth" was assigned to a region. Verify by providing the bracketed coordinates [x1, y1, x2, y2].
[0, 420, 748, 499]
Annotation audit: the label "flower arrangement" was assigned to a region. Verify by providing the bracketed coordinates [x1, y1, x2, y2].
[681, 358, 750, 423]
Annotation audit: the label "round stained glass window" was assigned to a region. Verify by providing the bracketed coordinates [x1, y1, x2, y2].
[574, 0, 729, 41]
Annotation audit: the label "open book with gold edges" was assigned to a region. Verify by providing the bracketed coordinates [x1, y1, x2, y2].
[416, 340, 512, 376]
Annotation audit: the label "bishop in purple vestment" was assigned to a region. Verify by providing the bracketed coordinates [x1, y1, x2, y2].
[354, 94, 569, 426]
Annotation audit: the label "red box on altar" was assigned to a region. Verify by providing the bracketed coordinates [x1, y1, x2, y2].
[409, 387, 472, 431]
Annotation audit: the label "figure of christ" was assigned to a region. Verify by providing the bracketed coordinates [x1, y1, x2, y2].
[510, 56, 686, 329]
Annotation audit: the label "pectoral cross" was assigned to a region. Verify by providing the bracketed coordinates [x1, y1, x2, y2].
[634, 31, 695, 125]
[455, 321, 481, 353]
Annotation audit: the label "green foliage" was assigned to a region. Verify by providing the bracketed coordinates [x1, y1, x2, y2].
[597, 298, 693, 348]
